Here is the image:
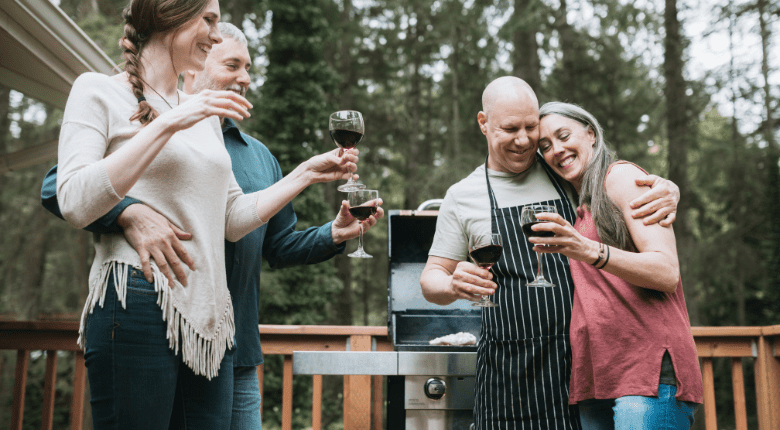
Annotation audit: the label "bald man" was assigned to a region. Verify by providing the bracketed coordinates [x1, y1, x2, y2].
[420, 76, 678, 429]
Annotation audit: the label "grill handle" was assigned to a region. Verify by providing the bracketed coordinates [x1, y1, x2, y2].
[416, 199, 444, 211]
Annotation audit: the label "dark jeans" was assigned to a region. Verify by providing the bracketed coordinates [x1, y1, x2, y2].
[84, 268, 234, 430]
[230, 366, 262, 430]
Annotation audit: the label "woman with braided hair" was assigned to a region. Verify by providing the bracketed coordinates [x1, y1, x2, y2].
[56, 0, 357, 428]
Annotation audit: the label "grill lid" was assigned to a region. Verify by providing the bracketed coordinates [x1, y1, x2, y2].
[388, 209, 481, 351]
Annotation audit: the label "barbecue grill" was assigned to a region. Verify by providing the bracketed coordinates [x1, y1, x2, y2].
[385, 203, 478, 430]
[294, 201, 479, 429]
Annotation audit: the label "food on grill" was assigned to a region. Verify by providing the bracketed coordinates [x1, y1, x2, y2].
[429, 332, 477, 346]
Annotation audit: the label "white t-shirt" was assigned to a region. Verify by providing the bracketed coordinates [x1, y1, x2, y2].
[429, 160, 576, 262]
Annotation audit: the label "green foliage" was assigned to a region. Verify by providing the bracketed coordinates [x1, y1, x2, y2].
[255, 0, 339, 167]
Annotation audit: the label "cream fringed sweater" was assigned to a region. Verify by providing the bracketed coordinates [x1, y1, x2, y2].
[57, 73, 266, 379]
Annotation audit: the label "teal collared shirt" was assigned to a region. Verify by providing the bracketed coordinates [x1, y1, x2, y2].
[41, 117, 345, 366]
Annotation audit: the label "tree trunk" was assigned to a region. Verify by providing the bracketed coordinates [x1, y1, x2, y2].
[403, 12, 424, 209]
[512, 0, 542, 94]
[450, 20, 461, 163]
[228, 0, 249, 24]
[758, 0, 780, 292]
[19, 209, 50, 320]
[664, 0, 699, 324]
[558, 0, 576, 96]
[332, 0, 356, 326]
[728, 3, 746, 327]
[0, 84, 10, 194]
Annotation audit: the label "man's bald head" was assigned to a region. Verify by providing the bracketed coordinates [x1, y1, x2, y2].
[481, 76, 538, 120]
[477, 76, 541, 174]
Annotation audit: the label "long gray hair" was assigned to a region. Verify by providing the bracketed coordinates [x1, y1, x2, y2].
[539, 102, 635, 251]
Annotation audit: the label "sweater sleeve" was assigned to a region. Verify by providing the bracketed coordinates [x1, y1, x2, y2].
[262, 157, 344, 267]
[224, 172, 265, 242]
[214, 118, 266, 241]
[56, 73, 123, 229]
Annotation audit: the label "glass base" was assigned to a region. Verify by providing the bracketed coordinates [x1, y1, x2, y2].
[472, 297, 498, 307]
[338, 179, 366, 192]
[348, 248, 373, 258]
[527, 278, 555, 288]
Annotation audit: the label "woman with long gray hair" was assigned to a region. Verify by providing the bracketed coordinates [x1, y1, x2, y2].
[525, 102, 703, 429]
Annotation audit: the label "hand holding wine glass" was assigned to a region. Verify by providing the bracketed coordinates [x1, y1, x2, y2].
[520, 205, 558, 287]
[329, 111, 366, 192]
[468, 233, 503, 308]
[300, 148, 359, 184]
[347, 190, 379, 258]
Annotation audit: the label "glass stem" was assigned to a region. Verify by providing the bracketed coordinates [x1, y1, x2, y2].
[536, 251, 545, 280]
[357, 222, 364, 250]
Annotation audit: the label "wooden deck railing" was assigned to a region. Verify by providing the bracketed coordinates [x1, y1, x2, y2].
[1, 322, 779, 430]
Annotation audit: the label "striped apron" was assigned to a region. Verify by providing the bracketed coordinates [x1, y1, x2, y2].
[474, 155, 581, 430]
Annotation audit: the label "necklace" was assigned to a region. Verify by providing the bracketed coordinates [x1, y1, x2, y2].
[138, 77, 179, 109]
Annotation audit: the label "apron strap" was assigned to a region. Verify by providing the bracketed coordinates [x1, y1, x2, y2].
[484, 153, 572, 206]
[484, 155, 500, 234]
[484, 153, 577, 230]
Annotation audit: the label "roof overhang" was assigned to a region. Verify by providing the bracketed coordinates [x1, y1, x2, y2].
[0, 0, 115, 173]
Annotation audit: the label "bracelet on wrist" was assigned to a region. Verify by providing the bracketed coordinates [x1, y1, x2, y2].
[591, 242, 606, 267]
[596, 245, 610, 269]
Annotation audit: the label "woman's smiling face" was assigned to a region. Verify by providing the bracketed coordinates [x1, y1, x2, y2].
[169, 0, 223, 73]
[538, 114, 596, 190]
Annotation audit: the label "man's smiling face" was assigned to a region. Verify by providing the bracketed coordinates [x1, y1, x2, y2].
[479, 92, 540, 174]
[189, 36, 251, 96]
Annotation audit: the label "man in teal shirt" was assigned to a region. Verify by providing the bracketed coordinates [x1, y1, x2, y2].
[41, 22, 382, 430]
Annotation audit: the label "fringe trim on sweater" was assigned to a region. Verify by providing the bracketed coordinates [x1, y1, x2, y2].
[77, 261, 235, 380]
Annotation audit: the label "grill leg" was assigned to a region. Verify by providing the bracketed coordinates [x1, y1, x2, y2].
[387, 375, 405, 430]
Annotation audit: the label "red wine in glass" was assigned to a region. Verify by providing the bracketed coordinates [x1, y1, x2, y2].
[520, 205, 558, 287]
[521, 221, 555, 238]
[348, 204, 377, 221]
[468, 244, 503, 270]
[330, 130, 363, 150]
[348, 190, 379, 258]
[329, 111, 366, 192]
[468, 233, 502, 308]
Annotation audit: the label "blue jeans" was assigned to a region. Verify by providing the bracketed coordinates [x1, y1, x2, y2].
[231, 366, 262, 430]
[84, 268, 234, 430]
[578, 384, 699, 430]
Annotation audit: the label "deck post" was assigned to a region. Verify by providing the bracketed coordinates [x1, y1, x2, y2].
[11, 350, 29, 430]
[41, 350, 58, 430]
[755, 328, 780, 430]
[343, 334, 372, 430]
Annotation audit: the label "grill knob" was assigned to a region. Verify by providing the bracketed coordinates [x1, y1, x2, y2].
[424, 378, 446, 400]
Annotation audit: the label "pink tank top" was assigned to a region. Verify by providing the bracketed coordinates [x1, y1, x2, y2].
[568, 163, 703, 404]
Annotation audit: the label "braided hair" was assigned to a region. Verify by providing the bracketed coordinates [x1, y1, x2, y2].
[119, 0, 211, 125]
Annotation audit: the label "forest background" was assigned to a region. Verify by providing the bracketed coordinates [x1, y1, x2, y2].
[0, 0, 778, 428]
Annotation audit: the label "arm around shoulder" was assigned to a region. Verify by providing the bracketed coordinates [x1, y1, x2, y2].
[604, 164, 681, 293]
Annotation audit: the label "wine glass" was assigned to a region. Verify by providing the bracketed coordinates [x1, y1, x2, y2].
[329, 110, 366, 192]
[347, 190, 379, 258]
[520, 205, 558, 287]
[468, 233, 503, 308]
